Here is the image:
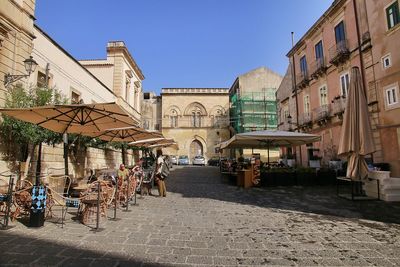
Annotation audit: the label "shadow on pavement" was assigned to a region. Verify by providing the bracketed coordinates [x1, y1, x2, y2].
[0, 230, 172, 267]
[167, 166, 400, 225]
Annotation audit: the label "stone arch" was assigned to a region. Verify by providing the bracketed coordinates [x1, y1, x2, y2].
[186, 135, 207, 159]
[183, 102, 207, 116]
[165, 105, 182, 117]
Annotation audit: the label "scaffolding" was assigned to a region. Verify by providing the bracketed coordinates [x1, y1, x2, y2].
[230, 90, 277, 133]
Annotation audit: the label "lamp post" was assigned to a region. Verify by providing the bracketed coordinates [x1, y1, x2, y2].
[4, 56, 38, 87]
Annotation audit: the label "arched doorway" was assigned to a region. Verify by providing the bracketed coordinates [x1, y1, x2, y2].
[190, 140, 203, 159]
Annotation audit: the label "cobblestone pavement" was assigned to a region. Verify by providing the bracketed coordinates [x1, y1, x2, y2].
[1, 166, 400, 266]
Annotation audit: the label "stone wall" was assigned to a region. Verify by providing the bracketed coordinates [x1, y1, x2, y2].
[21, 144, 137, 180]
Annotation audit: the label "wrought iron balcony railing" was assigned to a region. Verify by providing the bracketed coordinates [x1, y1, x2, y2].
[331, 96, 346, 118]
[329, 40, 350, 66]
[313, 104, 331, 125]
[298, 112, 312, 126]
[296, 71, 310, 90]
[310, 57, 327, 79]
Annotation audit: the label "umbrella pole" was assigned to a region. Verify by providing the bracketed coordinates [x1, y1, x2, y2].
[122, 146, 126, 165]
[63, 133, 69, 177]
[35, 142, 42, 186]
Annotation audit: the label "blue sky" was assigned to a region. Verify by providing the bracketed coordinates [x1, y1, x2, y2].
[35, 0, 332, 94]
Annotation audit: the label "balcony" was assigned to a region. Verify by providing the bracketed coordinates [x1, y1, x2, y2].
[298, 112, 313, 131]
[313, 104, 330, 126]
[329, 40, 350, 66]
[296, 71, 310, 90]
[310, 57, 327, 79]
[331, 96, 346, 118]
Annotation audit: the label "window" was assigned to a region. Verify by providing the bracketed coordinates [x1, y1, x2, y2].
[192, 112, 201, 127]
[37, 71, 48, 88]
[71, 91, 81, 104]
[386, 1, 400, 30]
[335, 21, 346, 44]
[382, 54, 392, 69]
[283, 106, 289, 120]
[340, 73, 350, 97]
[386, 87, 398, 105]
[170, 109, 178, 128]
[144, 92, 150, 99]
[125, 78, 130, 102]
[143, 121, 149, 130]
[319, 86, 328, 106]
[300, 55, 308, 76]
[315, 41, 324, 61]
[304, 95, 310, 114]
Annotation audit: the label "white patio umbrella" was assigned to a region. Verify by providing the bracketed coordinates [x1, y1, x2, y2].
[218, 130, 321, 163]
[338, 67, 375, 180]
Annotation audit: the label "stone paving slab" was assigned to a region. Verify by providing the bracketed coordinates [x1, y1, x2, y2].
[1, 166, 400, 266]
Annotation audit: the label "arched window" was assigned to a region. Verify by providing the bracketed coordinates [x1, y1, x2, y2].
[170, 109, 178, 128]
[214, 109, 223, 127]
[191, 107, 202, 127]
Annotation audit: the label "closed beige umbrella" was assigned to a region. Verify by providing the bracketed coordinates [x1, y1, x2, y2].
[338, 67, 375, 180]
[0, 102, 137, 134]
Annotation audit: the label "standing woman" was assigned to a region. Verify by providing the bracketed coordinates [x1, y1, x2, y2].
[155, 149, 167, 197]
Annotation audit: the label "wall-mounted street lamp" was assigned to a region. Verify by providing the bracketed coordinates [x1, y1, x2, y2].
[4, 56, 38, 87]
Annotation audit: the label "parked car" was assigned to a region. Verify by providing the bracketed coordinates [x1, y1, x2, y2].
[193, 155, 206, 166]
[178, 155, 189, 165]
[207, 157, 220, 166]
[170, 155, 178, 165]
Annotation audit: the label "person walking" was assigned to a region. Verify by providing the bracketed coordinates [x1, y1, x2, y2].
[155, 149, 167, 197]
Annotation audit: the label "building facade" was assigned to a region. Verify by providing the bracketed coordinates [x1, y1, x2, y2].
[285, 0, 365, 167]
[141, 91, 162, 131]
[80, 41, 144, 124]
[30, 26, 116, 104]
[161, 88, 230, 162]
[229, 67, 282, 134]
[279, 0, 400, 175]
[363, 0, 400, 176]
[0, 0, 36, 104]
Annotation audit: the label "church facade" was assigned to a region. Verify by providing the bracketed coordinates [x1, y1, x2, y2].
[161, 88, 230, 162]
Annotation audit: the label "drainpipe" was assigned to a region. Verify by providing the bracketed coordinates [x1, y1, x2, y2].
[291, 32, 302, 165]
[353, 0, 367, 92]
[353, 0, 374, 163]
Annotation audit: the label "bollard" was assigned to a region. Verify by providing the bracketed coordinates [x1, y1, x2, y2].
[113, 177, 118, 219]
[96, 181, 100, 230]
[125, 176, 129, 211]
[4, 175, 14, 228]
[0, 175, 15, 229]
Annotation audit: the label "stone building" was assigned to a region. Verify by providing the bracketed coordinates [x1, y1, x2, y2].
[362, 0, 400, 176]
[161, 88, 230, 162]
[80, 41, 144, 124]
[229, 67, 282, 134]
[30, 26, 116, 105]
[0, 0, 36, 104]
[141, 91, 161, 131]
[279, 0, 400, 175]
